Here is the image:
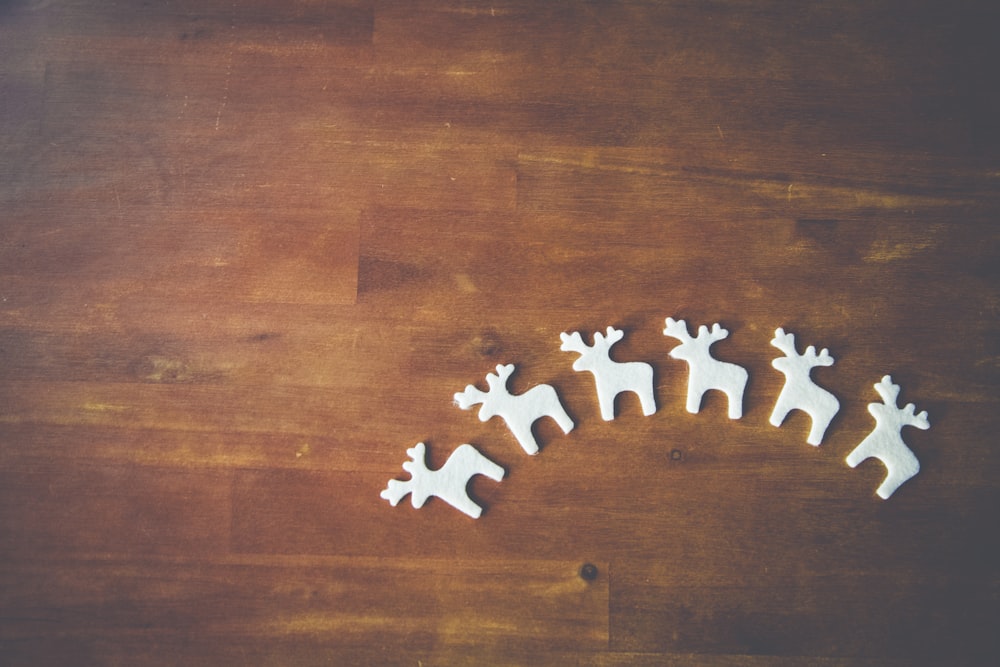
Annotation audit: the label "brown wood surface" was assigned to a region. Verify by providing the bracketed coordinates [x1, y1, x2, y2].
[2, 1, 998, 665]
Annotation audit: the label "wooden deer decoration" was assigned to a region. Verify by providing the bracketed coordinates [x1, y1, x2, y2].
[846, 375, 929, 500]
[381, 442, 504, 519]
[454, 363, 574, 455]
[560, 327, 656, 421]
[769, 327, 840, 445]
[663, 317, 748, 419]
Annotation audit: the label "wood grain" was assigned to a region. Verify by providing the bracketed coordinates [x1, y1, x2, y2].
[2, 0, 998, 664]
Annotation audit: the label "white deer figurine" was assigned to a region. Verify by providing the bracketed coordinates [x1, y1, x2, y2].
[663, 317, 748, 419]
[769, 327, 840, 445]
[454, 363, 574, 455]
[381, 442, 504, 519]
[846, 375, 929, 500]
[560, 326, 656, 421]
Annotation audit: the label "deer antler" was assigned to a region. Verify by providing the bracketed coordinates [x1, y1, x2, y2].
[873, 375, 930, 428]
[380, 443, 429, 506]
[772, 328, 834, 367]
[489, 363, 516, 389]
[803, 344, 834, 367]
[454, 385, 488, 410]
[456, 364, 517, 408]
[586, 328, 620, 352]
[380, 478, 410, 506]
[701, 323, 729, 341]
[560, 331, 589, 353]
[873, 375, 902, 407]
[771, 327, 798, 356]
[903, 402, 930, 429]
[663, 317, 692, 342]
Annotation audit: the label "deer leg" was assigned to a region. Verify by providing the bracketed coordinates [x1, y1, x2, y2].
[550, 406, 575, 434]
[638, 385, 657, 416]
[476, 456, 506, 483]
[845, 434, 875, 469]
[846, 432, 919, 499]
[599, 389, 616, 421]
[732, 372, 748, 419]
[509, 422, 539, 455]
[441, 447, 504, 517]
[875, 470, 916, 500]
[536, 388, 574, 434]
[685, 386, 702, 414]
[444, 491, 484, 519]
[806, 394, 839, 446]
[769, 392, 791, 428]
[875, 445, 919, 499]
[806, 409, 832, 446]
[726, 384, 744, 420]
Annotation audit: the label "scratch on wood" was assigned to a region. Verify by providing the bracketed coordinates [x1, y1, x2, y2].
[518, 152, 684, 178]
[83, 403, 128, 413]
[864, 236, 938, 263]
[215, 3, 237, 130]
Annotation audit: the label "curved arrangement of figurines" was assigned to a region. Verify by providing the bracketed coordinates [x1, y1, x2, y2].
[381, 318, 930, 518]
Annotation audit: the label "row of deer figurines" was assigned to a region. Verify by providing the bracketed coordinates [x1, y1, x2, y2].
[382, 318, 930, 518]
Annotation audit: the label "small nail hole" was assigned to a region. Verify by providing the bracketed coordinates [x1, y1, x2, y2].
[579, 563, 599, 581]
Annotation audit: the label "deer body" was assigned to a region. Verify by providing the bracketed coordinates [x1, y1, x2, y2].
[560, 327, 656, 421]
[381, 442, 504, 519]
[769, 327, 840, 445]
[663, 318, 748, 419]
[846, 375, 928, 499]
[454, 364, 574, 455]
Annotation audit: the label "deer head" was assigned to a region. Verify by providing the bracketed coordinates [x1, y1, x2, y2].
[664, 318, 732, 362]
[485, 363, 516, 392]
[873, 375, 930, 429]
[560, 331, 591, 371]
[771, 327, 834, 370]
[560, 327, 622, 371]
[454, 364, 516, 420]
[663, 317, 693, 346]
[770, 327, 798, 358]
[380, 443, 431, 507]
[454, 384, 489, 411]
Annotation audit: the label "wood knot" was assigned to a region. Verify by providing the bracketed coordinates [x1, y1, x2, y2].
[471, 330, 503, 358]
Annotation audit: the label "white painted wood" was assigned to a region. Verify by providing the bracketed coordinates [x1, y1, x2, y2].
[663, 317, 748, 419]
[846, 375, 928, 499]
[454, 363, 573, 455]
[769, 327, 841, 445]
[381, 442, 505, 518]
[560, 327, 656, 421]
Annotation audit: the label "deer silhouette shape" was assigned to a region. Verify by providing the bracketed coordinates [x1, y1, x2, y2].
[560, 327, 656, 421]
[381, 442, 504, 519]
[454, 363, 574, 455]
[769, 327, 840, 445]
[663, 317, 748, 419]
[846, 375, 929, 499]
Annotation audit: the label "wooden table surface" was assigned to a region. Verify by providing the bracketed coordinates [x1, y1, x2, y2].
[2, 1, 998, 664]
